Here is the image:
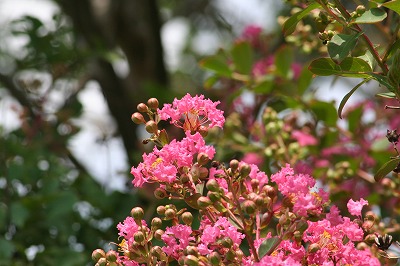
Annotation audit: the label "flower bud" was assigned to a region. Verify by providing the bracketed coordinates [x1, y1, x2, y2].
[207, 191, 221, 203]
[151, 246, 165, 260]
[145, 120, 158, 134]
[147, 98, 159, 109]
[134, 231, 145, 243]
[181, 211, 193, 225]
[180, 173, 190, 184]
[197, 153, 210, 166]
[131, 207, 144, 221]
[308, 243, 320, 253]
[206, 179, 220, 192]
[239, 163, 251, 178]
[154, 187, 168, 199]
[96, 258, 108, 266]
[151, 217, 162, 229]
[131, 112, 146, 124]
[185, 246, 199, 256]
[154, 229, 164, 240]
[106, 250, 118, 262]
[92, 249, 106, 261]
[220, 237, 233, 248]
[165, 208, 176, 219]
[262, 185, 277, 199]
[184, 255, 199, 266]
[156, 205, 166, 215]
[230, 159, 239, 171]
[293, 230, 302, 242]
[225, 250, 235, 261]
[198, 126, 208, 137]
[242, 200, 257, 215]
[197, 196, 212, 209]
[209, 251, 221, 265]
[137, 103, 149, 112]
[251, 179, 259, 191]
[199, 167, 209, 180]
[356, 5, 366, 14]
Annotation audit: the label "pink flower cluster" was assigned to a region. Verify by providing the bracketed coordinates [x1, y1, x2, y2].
[158, 93, 225, 132]
[131, 132, 215, 187]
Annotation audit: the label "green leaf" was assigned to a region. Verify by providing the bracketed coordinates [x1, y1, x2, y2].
[308, 58, 341, 75]
[258, 237, 280, 259]
[311, 101, 338, 127]
[374, 157, 400, 182]
[282, 2, 321, 36]
[375, 92, 396, 98]
[338, 78, 370, 119]
[339, 57, 372, 76]
[0, 237, 15, 259]
[275, 46, 293, 78]
[369, 73, 396, 91]
[382, 0, 400, 15]
[327, 33, 362, 63]
[199, 54, 232, 77]
[253, 80, 273, 94]
[309, 57, 371, 77]
[231, 41, 253, 75]
[351, 8, 387, 24]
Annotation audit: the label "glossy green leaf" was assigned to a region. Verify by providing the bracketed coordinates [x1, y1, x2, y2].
[374, 157, 400, 182]
[351, 8, 387, 24]
[308, 58, 341, 75]
[339, 57, 372, 76]
[382, 0, 400, 15]
[282, 2, 321, 36]
[375, 92, 396, 98]
[327, 33, 362, 63]
[369, 73, 396, 91]
[231, 41, 253, 75]
[199, 54, 232, 77]
[338, 78, 370, 119]
[309, 57, 371, 77]
[275, 46, 293, 77]
[258, 236, 280, 258]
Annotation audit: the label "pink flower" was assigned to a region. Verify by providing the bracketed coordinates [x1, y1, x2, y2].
[347, 198, 368, 217]
[158, 93, 224, 132]
[117, 217, 149, 245]
[198, 217, 245, 256]
[270, 164, 315, 196]
[161, 224, 194, 259]
[291, 130, 317, 146]
[131, 132, 215, 187]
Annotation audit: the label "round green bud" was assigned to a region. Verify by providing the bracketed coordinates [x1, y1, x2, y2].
[131, 207, 144, 221]
[91, 249, 106, 262]
[197, 196, 212, 209]
[209, 251, 221, 265]
[239, 163, 251, 178]
[181, 211, 194, 225]
[147, 98, 159, 109]
[131, 112, 146, 124]
[184, 255, 199, 266]
[156, 205, 166, 215]
[242, 200, 257, 215]
[137, 103, 149, 113]
[208, 191, 221, 203]
[165, 208, 176, 219]
[106, 250, 118, 262]
[197, 153, 210, 166]
[154, 229, 164, 240]
[151, 217, 162, 229]
[96, 258, 107, 266]
[145, 120, 158, 134]
[134, 231, 145, 243]
[154, 188, 168, 199]
[230, 159, 239, 171]
[206, 179, 220, 192]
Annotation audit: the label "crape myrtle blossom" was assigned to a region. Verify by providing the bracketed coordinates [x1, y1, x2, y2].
[161, 224, 194, 260]
[158, 93, 225, 133]
[347, 198, 368, 217]
[131, 132, 215, 187]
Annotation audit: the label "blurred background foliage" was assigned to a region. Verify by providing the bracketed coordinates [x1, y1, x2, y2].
[0, 0, 282, 265]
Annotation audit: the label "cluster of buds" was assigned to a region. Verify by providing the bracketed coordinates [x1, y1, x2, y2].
[131, 98, 169, 147]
